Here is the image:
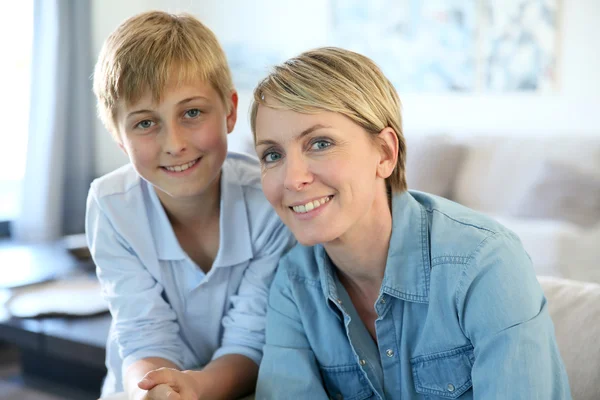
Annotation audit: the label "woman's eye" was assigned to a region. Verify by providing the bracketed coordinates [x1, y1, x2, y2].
[184, 109, 201, 118]
[311, 140, 331, 150]
[263, 152, 282, 163]
[136, 120, 155, 129]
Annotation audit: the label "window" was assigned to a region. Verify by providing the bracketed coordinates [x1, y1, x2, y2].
[0, 1, 33, 222]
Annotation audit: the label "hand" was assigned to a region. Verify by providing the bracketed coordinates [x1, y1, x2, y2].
[138, 367, 205, 400]
[140, 383, 178, 400]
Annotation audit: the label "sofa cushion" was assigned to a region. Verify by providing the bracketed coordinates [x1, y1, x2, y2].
[451, 135, 600, 215]
[538, 276, 600, 400]
[405, 135, 466, 198]
[510, 161, 600, 228]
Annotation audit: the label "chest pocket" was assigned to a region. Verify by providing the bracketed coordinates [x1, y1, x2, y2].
[410, 344, 474, 399]
[319, 363, 373, 400]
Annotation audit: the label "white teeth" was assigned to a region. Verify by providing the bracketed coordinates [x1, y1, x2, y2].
[292, 196, 331, 213]
[165, 159, 197, 172]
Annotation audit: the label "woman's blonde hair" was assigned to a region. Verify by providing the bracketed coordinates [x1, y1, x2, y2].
[250, 47, 407, 192]
[93, 11, 234, 141]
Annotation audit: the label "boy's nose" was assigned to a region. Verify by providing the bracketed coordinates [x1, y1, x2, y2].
[283, 153, 313, 191]
[164, 125, 187, 155]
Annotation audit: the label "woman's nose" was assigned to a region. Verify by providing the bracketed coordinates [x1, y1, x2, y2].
[283, 152, 313, 191]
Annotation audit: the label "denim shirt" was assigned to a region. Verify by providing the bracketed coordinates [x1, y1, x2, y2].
[86, 153, 295, 396]
[257, 191, 571, 399]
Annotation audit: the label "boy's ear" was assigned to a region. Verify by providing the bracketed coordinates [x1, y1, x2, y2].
[375, 127, 399, 180]
[118, 142, 127, 154]
[226, 91, 239, 134]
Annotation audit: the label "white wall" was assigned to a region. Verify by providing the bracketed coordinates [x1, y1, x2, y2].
[91, 0, 600, 176]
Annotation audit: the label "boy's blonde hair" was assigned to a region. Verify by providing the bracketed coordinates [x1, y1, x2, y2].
[93, 11, 234, 140]
[250, 47, 407, 193]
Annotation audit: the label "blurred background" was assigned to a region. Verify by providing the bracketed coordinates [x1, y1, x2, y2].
[0, 0, 599, 399]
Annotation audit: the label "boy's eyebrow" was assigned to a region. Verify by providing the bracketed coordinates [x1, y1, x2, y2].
[255, 124, 331, 147]
[126, 109, 153, 119]
[126, 96, 211, 118]
[178, 95, 210, 105]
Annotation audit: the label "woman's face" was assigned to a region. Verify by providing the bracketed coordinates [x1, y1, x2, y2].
[255, 105, 393, 246]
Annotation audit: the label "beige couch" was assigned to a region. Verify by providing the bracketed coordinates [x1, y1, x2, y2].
[538, 276, 600, 400]
[405, 133, 600, 284]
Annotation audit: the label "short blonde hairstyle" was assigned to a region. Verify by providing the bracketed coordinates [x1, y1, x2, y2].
[93, 11, 234, 140]
[250, 47, 407, 192]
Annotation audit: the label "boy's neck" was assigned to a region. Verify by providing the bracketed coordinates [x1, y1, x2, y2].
[155, 171, 222, 229]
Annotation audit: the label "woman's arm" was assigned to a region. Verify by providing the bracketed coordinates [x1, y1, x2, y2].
[256, 263, 329, 399]
[459, 232, 571, 399]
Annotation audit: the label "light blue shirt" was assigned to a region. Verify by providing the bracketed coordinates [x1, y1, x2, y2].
[257, 191, 571, 399]
[86, 152, 295, 396]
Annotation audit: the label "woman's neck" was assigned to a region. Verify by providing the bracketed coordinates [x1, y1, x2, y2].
[324, 191, 393, 292]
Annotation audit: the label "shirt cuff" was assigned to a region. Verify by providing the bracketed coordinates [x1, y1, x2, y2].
[211, 345, 262, 367]
[122, 350, 185, 376]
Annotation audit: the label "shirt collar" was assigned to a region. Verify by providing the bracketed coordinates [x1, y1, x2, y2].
[381, 191, 431, 303]
[146, 159, 253, 266]
[315, 191, 431, 304]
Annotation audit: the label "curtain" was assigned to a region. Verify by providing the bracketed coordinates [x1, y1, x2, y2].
[12, 0, 95, 241]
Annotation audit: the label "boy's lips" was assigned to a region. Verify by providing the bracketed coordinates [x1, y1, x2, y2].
[161, 157, 202, 173]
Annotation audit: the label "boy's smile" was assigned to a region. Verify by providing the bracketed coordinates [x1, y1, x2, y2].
[115, 78, 237, 204]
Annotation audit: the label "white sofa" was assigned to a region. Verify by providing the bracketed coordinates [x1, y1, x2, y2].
[405, 133, 600, 284]
[538, 276, 600, 400]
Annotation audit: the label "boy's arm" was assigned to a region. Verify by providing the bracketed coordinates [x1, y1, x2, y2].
[140, 220, 295, 398]
[125, 357, 180, 400]
[138, 354, 257, 399]
[85, 190, 190, 393]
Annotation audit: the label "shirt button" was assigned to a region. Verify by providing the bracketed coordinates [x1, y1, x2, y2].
[385, 349, 394, 357]
[379, 297, 386, 304]
[447, 383, 455, 392]
[359, 359, 366, 366]
[336, 298, 342, 304]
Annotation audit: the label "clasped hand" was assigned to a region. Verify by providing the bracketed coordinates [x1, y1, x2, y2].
[137, 367, 204, 400]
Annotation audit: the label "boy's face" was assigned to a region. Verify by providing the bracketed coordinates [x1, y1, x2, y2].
[115, 79, 237, 202]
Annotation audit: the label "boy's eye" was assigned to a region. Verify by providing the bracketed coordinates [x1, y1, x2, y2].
[263, 152, 282, 163]
[136, 120, 155, 129]
[311, 140, 331, 150]
[184, 109, 201, 118]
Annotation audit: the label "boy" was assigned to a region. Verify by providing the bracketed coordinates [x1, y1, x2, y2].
[87, 11, 293, 399]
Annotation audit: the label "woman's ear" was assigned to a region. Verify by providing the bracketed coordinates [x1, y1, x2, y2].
[375, 127, 399, 180]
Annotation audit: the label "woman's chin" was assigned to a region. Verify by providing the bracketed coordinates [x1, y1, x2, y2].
[294, 231, 336, 247]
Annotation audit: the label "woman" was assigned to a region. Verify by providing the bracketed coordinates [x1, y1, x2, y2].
[251, 47, 571, 399]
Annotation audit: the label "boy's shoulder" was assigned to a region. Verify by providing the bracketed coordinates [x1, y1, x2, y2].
[89, 163, 143, 201]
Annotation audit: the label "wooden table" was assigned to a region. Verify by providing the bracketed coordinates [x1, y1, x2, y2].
[0, 241, 111, 396]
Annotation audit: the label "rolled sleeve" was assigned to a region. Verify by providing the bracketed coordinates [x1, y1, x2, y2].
[86, 190, 189, 373]
[458, 232, 572, 399]
[213, 221, 295, 366]
[256, 262, 329, 399]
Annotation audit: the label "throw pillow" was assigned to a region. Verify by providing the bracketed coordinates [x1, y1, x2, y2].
[511, 161, 600, 228]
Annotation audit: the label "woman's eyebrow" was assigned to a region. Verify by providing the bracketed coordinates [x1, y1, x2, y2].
[255, 124, 332, 147]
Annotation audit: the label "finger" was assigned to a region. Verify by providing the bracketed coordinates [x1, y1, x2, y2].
[139, 367, 177, 390]
[146, 383, 181, 400]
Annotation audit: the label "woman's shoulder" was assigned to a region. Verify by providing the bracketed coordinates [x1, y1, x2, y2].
[409, 191, 522, 260]
[276, 243, 323, 284]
